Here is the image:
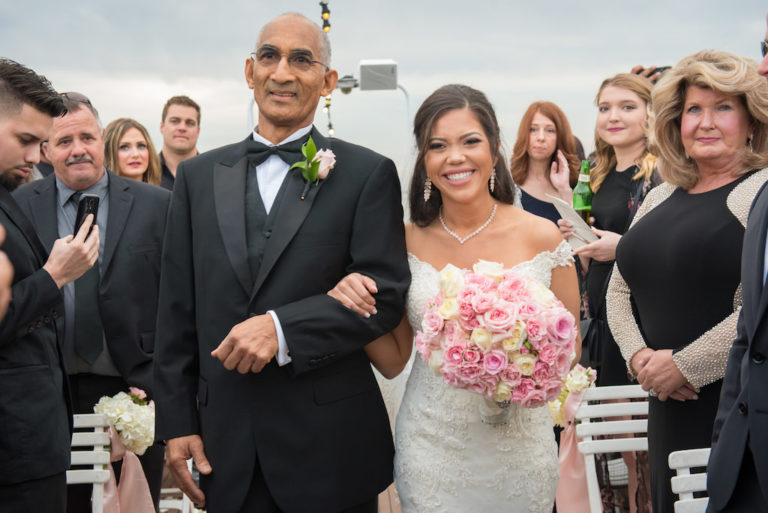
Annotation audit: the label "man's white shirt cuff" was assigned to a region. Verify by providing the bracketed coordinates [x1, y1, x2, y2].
[268, 310, 292, 366]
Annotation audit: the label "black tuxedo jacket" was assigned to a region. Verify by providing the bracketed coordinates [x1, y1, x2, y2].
[154, 128, 410, 513]
[709, 180, 768, 509]
[0, 185, 71, 485]
[13, 171, 171, 394]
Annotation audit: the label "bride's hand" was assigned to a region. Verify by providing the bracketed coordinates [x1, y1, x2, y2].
[327, 272, 378, 318]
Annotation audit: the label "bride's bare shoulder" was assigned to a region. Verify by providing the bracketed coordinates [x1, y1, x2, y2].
[500, 205, 564, 253]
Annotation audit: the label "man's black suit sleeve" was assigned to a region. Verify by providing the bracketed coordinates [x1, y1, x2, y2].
[274, 156, 410, 376]
[153, 164, 200, 440]
[711, 312, 748, 445]
[0, 242, 60, 345]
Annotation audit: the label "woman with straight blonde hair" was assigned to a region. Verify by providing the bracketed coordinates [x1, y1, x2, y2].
[104, 118, 162, 185]
[606, 50, 768, 513]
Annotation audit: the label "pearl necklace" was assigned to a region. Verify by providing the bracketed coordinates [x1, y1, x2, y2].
[439, 204, 497, 245]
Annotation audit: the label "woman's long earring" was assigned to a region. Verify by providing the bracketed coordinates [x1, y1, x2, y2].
[424, 177, 432, 202]
[748, 135, 754, 152]
[489, 171, 496, 193]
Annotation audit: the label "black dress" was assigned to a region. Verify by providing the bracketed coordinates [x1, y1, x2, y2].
[519, 188, 560, 225]
[615, 176, 748, 513]
[587, 166, 637, 386]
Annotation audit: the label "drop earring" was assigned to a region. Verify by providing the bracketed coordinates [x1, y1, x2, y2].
[424, 177, 432, 202]
[489, 171, 496, 193]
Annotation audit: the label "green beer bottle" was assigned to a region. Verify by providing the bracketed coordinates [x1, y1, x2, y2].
[573, 160, 593, 223]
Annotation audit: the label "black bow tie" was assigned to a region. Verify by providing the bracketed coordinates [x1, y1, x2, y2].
[246, 136, 308, 167]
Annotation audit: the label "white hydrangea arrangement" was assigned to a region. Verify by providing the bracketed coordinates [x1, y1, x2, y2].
[94, 387, 155, 455]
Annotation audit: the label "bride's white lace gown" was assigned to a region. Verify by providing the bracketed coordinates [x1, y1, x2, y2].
[394, 241, 572, 512]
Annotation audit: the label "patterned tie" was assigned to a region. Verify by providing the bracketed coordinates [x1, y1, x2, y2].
[245, 136, 308, 167]
[71, 192, 104, 364]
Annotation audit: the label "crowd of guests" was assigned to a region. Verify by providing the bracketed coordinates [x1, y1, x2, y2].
[1, 8, 768, 513]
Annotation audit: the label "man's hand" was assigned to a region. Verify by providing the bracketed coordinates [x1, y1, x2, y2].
[0, 224, 13, 320]
[636, 349, 693, 401]
[165, 435, 212, 507]
[211, 314, 278, 373]
[43, 214, 99, 288]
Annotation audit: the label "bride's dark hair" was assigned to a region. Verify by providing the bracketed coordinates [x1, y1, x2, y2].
[409, 84, 514, 227]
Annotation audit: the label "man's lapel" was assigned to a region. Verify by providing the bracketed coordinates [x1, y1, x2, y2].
[215, 136, 253, 296]
[745, 184, 768, 340]
[250, 127, 331, 302]
[25, 177, 59, 251]
[102, 172, 133, 274]
[0, 184, 48, 264]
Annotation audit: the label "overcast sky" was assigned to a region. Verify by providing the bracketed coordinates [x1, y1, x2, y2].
[2, 1, 765, 181]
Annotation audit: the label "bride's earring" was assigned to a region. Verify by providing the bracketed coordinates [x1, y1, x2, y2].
[489, 171, 496, 193]
[424, 177, 432, 202]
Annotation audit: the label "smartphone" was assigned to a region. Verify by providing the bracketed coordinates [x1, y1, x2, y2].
[73, 194, 99, 237]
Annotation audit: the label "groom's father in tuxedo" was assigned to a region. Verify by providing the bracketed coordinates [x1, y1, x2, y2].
[154, 12, 410, 513]
[0, 59, 99, 512]
[707, 15, 768, 512]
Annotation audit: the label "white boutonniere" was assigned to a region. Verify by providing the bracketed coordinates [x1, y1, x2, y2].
[290, 136, 336, 200]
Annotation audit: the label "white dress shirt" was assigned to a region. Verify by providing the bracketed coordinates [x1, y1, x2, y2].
[253, 124, 313, 366]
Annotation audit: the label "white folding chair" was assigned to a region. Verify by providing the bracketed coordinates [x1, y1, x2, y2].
[66, 413, 111, 513]
[159, 459, 194, 513]
[575, 384, 650, 513]
[668, 447, 710, 513]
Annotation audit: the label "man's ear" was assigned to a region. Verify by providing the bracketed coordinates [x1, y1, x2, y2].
[321, 69, 338, 97]
[245, 57, 256, 90]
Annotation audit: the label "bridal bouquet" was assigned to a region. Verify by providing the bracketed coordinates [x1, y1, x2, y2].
[549, 364, 596, 427]
[94, 387, 155, 455]
[415, 260, 577, 410]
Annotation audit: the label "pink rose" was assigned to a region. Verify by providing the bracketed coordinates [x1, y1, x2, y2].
[517, 300, 541, 319]
[483, 350, 508, 375]
[458, 363, 483, 384]
[543, 379, 565, 401]
[555, 351, 572, 378]
[521, 388, 548, 408]
[545, 309, 576, 348]
[443, 370, 463, 388]
[415, 332, 431, 361]
[483, 301, 517, 332]
[511, 378, 536, 403]
[459, 314, 481, 331]
[312, 149, 336, 179]
[532, 361, 551, 383]
[471, 292, 496, 314]
[445, 344, 464, 365]
[129, 387, 147, 399]
[526, 317, 545, 343]
[442, 320, 466, 346]
[500, 364, 522, 387]
[537, 344, 558, 365]
[498, 274, 528, 301]
[464, 272, 496, 291]
[458, 285, 481, 305]
[459, 302, 476, 321]
[463, 346, 482, 364]
[467, 381, 488, 396]
[421, 309, 444, 338]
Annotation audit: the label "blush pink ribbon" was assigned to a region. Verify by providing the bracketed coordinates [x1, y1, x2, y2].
[555, 388, 590, 513]
[102, 426, 155, 513]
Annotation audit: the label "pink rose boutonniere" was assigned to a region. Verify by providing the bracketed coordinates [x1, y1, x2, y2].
[290, 135, 336, 200]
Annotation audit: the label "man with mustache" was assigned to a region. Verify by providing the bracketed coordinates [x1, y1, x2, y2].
[0, 59, 98, 512]
[707, 12, 768, 512]
[153, 12, 410, 513]
[13, 92, 171, 511]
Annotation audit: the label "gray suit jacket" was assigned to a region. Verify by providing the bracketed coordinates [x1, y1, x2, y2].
[13, 171, 171, 394]
[708, 180, 768, 509]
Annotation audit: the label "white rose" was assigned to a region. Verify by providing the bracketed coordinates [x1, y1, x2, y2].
[470, 328, 492, 352]
[472, 259, 504, 282]
[565, 366, 594, 392]
[439, 264, 464, 298]
[512, 352, 537, 376]
[494, 381, 512, 403]
[526, 280, 556, 308]
[428, 350, 444, 376]
[438, 298, 460, 320]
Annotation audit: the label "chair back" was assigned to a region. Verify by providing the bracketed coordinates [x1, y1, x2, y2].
[668, 447, 710, 513]
[575, 384, 649, 513]
[159, 459, 194, 513]
[67, 413, 111, 513]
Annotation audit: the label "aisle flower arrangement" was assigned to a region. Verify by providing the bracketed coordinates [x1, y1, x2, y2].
[94, 387, 155, 455]
[549, 364, 597, 427]
[415, 260, 578, 409]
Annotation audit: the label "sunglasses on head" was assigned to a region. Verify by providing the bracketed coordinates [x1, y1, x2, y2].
[762, 40, 768, 59]
[60, 91, 93, 106]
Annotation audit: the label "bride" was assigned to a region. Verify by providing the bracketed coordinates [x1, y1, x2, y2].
[329, 84, 581, 512]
